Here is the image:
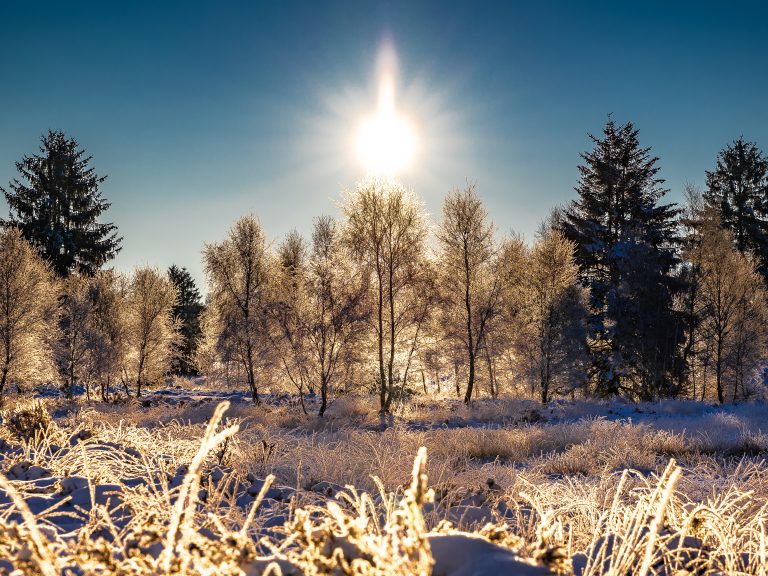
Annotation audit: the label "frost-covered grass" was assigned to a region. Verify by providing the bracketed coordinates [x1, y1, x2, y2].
[1, 390, 768, 574]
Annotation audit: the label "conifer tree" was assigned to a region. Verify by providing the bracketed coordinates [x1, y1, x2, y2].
[167, 265, 204, 375]
[562, 118, 683, 399]
[1, 131, 122, 277]
[703, 137, 768, 278]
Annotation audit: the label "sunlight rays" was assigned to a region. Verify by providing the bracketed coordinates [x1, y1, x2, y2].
[355, 42, 418, 177]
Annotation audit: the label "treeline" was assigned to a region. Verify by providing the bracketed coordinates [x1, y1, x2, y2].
[2, 121, 768, 413]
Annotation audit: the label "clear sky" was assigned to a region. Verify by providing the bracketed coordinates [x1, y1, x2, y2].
[1, 1, 767, 288]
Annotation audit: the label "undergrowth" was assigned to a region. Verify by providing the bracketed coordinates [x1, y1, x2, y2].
[0, 397, 767, 574]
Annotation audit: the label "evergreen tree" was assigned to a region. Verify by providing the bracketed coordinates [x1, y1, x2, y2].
[167, 265, 204, 375]
[703, 137, 768, 278]
[562, 118, 683, 399]
[1, 130, 122, 277]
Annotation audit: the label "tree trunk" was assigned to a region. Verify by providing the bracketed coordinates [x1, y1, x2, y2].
[464, 351, 475, 404]
[0, 327, 12, 402]
[319, 373, 328, 417]
[463, 243, 475, 405]
[484, 344, 496, 398]
[385, 267, 396, 412]
[541, 346, 551, 404]
[716, 332, 724, 404]
[454, 364, 460, 397]
[376, 266, 386, 413]
[66, 351, 75, 399]
[0, 365, 8, 401]
[245, 340, 260, 405]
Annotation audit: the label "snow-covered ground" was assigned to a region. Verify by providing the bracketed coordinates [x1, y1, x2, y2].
[1, 386, 767, 574]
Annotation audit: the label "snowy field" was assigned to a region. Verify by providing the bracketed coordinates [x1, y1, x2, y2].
[1, 384, 767, 575]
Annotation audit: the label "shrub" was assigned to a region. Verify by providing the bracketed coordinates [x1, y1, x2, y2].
[3, 400, 52, 443]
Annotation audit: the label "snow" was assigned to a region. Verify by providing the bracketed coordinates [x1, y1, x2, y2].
[428, 533, 551, 575]
[2, 390, 768, 573]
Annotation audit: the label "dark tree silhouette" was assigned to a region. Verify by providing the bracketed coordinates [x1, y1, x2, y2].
[704, 137, 768, 279]
[562, 117, 683, 399]
[168, 265, 204, 375]
[1, 130, 122, 277]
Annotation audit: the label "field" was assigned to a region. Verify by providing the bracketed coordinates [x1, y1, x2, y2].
[1, 383, 767, 575]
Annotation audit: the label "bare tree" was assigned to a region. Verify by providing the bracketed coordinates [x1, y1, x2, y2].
[687, 209, 768, 403]
[270, 230, 312, 412]
[122, 267, 178, 397]
[729, 290, 767, 401]
[436, 185, 504, 403]
[676, 184, 708, 399]
[495, 235, 530, 396]
[195, 303, 239, 385]
[57, 273, 94, 398]
[517, 229, 588, 403]
[203, 215, 271, 403]
[86, 270, 128, 401]
[342, 180, 428, 413]
[392, 256, 438, 407]
[305, 216, 369, 416]
[0, 228, 58, 398]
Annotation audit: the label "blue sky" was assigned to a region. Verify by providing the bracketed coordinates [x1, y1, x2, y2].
[1, 1, 767, 287]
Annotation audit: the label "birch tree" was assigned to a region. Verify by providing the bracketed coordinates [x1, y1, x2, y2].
[437, 185, 503, 403]
[342, 180, 428, 413]
[517, 229, 588, 403]
[122, 267, 178, 397]
[305, 216, 368, 415]
[270, 230, 312, 410]
[57, 273, 94, 398]
[687, 210, 768, 403]
[86, 270, 128, 401]
[0, 228, 58, 398]
[203, 215, 271, 403]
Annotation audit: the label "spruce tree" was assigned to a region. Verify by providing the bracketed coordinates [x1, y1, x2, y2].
[703, 137, 768, 278]
[562, 118, 683, 399]
[1, 130, 122, 277]
[167, 265, 204, 375]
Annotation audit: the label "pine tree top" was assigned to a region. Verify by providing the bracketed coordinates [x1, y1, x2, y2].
[1, 130, 122, 277]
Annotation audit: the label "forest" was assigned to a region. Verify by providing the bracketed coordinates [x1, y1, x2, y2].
[1, 120, 768, 575]
[1, 119, 767, 412]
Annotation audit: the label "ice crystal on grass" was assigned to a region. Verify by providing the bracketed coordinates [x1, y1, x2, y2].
[1, 397, 768, 574]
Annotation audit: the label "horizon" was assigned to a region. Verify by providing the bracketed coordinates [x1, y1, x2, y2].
[2, 1, 767, 288]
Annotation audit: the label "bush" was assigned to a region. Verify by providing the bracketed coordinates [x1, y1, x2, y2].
[2, 400, 52, 443]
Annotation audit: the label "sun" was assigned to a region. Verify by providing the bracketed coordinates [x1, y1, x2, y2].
[356, 47, 417, 177]
[356, 110, 416, 177]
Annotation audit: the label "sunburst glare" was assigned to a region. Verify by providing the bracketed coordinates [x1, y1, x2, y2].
[355, 43, 418, 177]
